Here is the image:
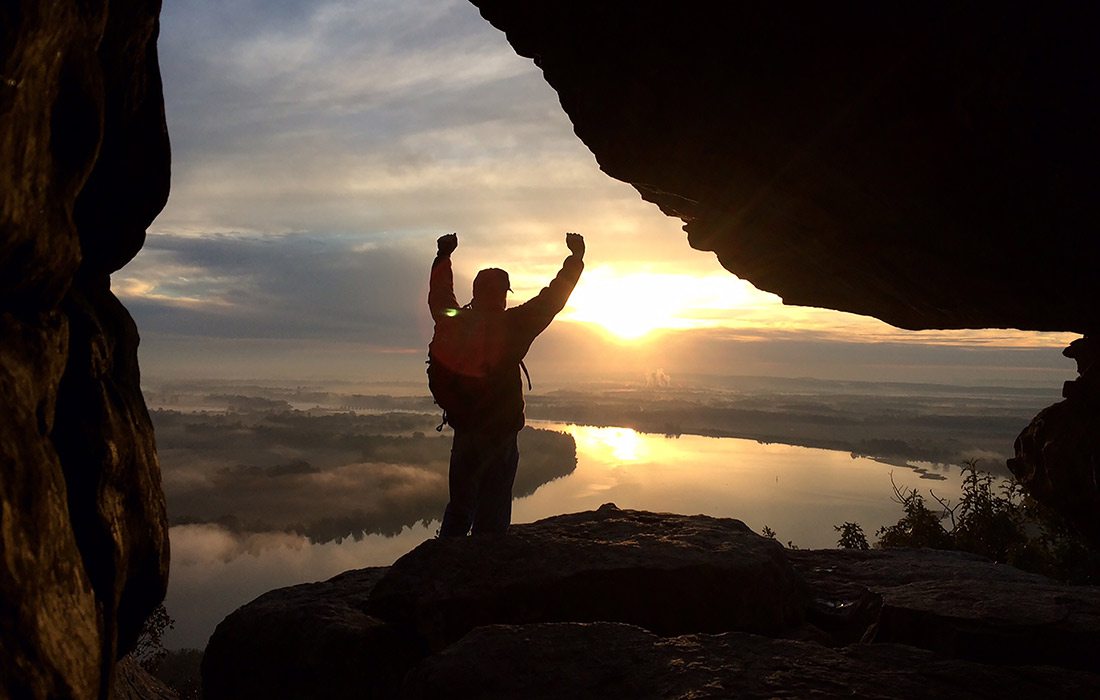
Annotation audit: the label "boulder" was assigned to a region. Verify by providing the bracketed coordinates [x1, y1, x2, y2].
[202, 568, 422, 700]
[403, 622, 1100, 700]
[367, 504, 808, 649]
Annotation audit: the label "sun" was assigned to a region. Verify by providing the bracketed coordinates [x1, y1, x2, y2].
[567, 281, 679, 340]
[559, 266, 762, 341]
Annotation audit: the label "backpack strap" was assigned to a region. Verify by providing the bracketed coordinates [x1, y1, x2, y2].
[520, 360, 532, 391]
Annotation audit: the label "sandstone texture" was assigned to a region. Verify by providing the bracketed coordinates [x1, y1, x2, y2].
[109, 657, 178, 700]
[367, 503, 806, 649]
[470, 2, 1098, 334]
[788, 548, 1100, 670]
[203, 507, 1100, 698]
[202, 568, 423, 700]
[405, 623, 1100, 700]
[1, 1, 171, 698]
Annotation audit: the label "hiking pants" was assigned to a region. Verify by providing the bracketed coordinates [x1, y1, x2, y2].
[439, 430, 519, 537]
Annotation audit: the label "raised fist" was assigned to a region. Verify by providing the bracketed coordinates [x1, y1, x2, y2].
[565, 232, 585, 257]
[437, 232, 458, 255]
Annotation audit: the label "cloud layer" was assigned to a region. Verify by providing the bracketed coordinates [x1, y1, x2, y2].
[129, 0, 1078, 387]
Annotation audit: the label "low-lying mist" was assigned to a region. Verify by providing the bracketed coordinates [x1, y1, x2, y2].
[155, 407, 576, 544]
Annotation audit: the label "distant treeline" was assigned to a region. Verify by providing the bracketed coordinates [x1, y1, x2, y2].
[524, 386, 1050, 469]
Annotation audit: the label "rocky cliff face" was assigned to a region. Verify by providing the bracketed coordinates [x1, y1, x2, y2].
[203, 506, 1100, 698]
[1010, 336, 1100, 547]
[467, 2, 1100, 546]
[1, 1, 170, 698]
[470, 2, 1098, 334]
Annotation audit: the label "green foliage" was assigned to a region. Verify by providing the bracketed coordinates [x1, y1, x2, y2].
[950, 461, 1027, 562]
[834, 521, 869, 550]
[874, 482, 953, 550]
[840, 459, 1098, 583]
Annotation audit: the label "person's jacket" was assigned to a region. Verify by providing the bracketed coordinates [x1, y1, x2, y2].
[428, 251, 583, 433]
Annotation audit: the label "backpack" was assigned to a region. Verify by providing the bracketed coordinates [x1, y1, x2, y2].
[426, 307, 531, 431]
[427, 306, 486, 430]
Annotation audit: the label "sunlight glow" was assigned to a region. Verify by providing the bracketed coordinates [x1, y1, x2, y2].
[559, 266, 772, 341]
[571, 426, 648, 463]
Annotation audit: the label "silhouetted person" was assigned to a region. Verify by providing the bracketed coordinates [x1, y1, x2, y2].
[428, 232, 584, 536]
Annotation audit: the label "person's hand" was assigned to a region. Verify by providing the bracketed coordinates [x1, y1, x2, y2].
[437, 233, 458, 255]
[565, 232, 585, 257]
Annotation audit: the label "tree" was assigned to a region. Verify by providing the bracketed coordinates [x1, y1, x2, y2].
[133, 604, 175, 672]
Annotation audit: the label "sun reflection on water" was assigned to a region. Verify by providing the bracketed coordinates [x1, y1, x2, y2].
[515, 422, 966, 551]
[572, 426, 648, 463]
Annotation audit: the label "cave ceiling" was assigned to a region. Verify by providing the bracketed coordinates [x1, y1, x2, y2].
[472, 2, 1098, 333]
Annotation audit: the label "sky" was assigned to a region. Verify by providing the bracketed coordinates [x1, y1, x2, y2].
[117, 0, 1080, 388]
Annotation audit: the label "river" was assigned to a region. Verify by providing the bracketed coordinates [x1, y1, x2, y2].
[163, 422, 963, 649]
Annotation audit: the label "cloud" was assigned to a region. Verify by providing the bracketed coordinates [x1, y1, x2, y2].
[155, 0, 634, 237]
[153, 0, 707, 271]
[117, 233, 438, 347]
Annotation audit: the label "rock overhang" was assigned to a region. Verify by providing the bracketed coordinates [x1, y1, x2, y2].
[470, 2, 1099, 333]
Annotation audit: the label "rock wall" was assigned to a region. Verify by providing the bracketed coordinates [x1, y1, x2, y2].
[1, 1, 170, 698]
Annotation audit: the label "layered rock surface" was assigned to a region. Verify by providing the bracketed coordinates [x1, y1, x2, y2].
[470, 2, 1099, 333]
[203, 506, 1100, 698]
[1, 1, 170, 698]
[406, 623, 1099, 700]
[367, 504, 806, 649]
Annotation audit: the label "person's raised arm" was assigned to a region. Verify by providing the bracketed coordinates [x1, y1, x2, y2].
[429, 233, 459, 322]
[512, 232, 585, 337]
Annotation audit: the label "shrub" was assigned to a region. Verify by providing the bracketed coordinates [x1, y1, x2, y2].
[839, 459, 1097, 583]
[950, 460, 1027, 563]
[874, 482, 952, 550]
[834, 522, 869, 550]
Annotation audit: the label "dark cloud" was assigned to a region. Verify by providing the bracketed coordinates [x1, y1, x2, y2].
[119, 233, 453, 347]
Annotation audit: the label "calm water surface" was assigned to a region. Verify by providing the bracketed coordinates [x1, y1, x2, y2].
[516, 422, 961, 546]
[164, 423, 962, 648]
